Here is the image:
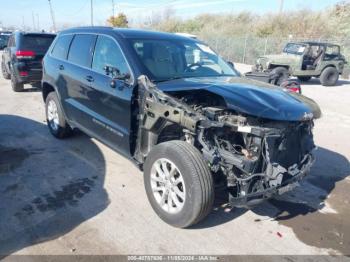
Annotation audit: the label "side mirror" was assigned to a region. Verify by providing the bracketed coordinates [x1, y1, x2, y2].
[110, 73, 131, 88]
[227, 61, 235, 69]
[104, 65, 130, 79]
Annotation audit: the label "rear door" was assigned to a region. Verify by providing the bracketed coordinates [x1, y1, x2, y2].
[87, 35, 134, 155]
[63, 34, 97, 125]
[46, 33, 74, 108]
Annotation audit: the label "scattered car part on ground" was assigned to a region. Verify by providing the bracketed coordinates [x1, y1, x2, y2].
[244, 70, 302, 93]
[42, 27, 321, 228]
[280, 79, 302, 94]
[1, 31, 56, 92]
[253, 42, 347, 86]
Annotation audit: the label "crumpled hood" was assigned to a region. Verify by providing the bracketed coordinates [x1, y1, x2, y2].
[157, 76, 321, 122]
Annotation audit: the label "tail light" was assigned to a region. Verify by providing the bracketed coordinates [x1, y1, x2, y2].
[16, 50, 35, 59]
[19, 71, 28, 77]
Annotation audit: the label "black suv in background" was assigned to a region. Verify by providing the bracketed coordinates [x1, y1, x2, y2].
[0, 32, 11, 50]
[42, 27, 320, 228]
[1, 31, 56, 91]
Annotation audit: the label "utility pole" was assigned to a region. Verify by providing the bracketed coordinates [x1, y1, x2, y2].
[90, 0, 94, 26]
[36, 14, 40, 31]
[32, 11, 36, 31]
[279, 0, 284, 14]
[112, 0, 115, 17]
[22, 16, 25, 30]
[48, 0, 57, 32]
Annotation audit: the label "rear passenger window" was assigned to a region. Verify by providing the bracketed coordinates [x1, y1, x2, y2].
[92, 35, 129, 75]
[51, 34, 73, 60]
[68, 34, 96, 67]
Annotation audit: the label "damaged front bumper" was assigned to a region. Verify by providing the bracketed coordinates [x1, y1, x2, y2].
[229, 153, 315, 208]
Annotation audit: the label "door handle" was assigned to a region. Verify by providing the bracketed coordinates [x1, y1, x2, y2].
[59, 65, 64, 70]
[85, 75, 94, 82]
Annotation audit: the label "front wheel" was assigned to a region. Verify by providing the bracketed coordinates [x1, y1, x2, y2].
[45, 92, 72, 139]
[320, 67, 339, 86]
[144, 141, 214, 228]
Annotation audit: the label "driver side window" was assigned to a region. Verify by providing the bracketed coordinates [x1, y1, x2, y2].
[92, 35, 129, 76]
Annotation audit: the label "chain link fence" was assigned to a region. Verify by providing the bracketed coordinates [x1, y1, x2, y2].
[201, 36, 350, 67]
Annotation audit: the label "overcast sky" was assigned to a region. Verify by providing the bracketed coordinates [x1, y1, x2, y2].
[0, 0, 341, 31]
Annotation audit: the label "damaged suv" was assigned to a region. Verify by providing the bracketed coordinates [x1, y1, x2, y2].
[42, 27, 321, 228]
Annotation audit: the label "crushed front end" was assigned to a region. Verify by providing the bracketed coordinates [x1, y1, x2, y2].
[135, 76, 318, 208]
[196, 112, 316, 207]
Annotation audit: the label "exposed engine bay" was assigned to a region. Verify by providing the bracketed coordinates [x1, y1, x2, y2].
[134, 75, 316, 207]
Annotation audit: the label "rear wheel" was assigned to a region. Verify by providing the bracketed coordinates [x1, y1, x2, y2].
[45, 92, 72, 139]
[298, 76, 312, 82]
[320, 67, 339, 86]
[144, 141, 214, 228]
[1, 60, 10, 80]
[11, 74, 24, 92]
[271, 67, 289, 85]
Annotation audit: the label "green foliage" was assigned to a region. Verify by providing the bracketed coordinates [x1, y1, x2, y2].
[147, 1, 350, 39]
[138, 1, 350, 64]
[107, 13, 128, 28]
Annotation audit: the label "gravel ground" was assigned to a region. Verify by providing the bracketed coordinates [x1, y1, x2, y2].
[0, 59, 349, 257]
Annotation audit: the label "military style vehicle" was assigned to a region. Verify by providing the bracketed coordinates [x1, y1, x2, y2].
[253, 42, 347, 86]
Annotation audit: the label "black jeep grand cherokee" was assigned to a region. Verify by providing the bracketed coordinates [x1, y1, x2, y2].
[1, 31, 55, 91]
[42, 27, 321, 228]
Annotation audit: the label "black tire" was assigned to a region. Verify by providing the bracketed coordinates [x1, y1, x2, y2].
[271, 67, 289, 85]
[1, 60, 10, 80]
[45, 92, 72, 139]
[320, 67, 339, 86]
[11, 74, 24, 92]
[144, 141, 214, 228]
[297, 76, 312, 82]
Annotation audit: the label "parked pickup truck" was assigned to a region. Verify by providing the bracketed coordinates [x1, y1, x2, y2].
[42, 27, 321, 228]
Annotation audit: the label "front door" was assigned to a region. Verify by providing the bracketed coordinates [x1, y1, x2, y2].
[87, 35, 134, 156]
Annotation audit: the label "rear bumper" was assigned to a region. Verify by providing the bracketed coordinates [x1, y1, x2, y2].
[13, 62, 42, 84]
[16, 71, 42, 84]
[229, 154, 315, 208]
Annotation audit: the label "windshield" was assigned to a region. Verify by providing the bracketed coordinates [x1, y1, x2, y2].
[129, 39, 238, 82]
[283, 43, 307, 55]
